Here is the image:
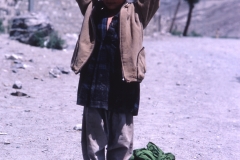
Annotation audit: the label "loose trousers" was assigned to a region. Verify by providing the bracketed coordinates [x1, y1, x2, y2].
[81, 107, 134, 160]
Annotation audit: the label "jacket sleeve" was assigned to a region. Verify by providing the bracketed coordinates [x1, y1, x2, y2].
[76, 0, 97, 15]
[135, 0, 160, 29]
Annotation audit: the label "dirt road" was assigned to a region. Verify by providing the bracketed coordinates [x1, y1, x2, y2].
[0, 35, 240, 160]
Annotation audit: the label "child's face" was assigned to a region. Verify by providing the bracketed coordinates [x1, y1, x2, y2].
[102, 0, 125, 10]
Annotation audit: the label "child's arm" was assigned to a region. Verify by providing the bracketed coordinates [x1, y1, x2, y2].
[135, 0, 160, 29]
[76, 0, 97, 15]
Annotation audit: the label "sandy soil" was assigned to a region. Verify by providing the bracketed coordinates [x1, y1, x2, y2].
[0, 34, 240, 160]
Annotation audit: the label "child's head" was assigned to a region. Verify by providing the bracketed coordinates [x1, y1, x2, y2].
[102, 0, 125, 10]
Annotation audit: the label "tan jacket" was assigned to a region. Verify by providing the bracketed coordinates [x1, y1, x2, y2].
[71, 0, 160, 82]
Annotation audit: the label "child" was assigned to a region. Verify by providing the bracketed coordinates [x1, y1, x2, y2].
[71, 0, 159, 159]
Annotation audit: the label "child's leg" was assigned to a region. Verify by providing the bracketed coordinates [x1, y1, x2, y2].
[81, 107, 108, 160]
[106, 112, 133, 160]
[81, 107, 134, 160]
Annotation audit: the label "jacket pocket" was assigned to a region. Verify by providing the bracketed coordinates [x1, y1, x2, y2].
[137, 47, 146, 82]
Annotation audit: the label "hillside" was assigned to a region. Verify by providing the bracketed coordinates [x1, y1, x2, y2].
[0, 0, 239, 38]
[159, 0, 240, 38]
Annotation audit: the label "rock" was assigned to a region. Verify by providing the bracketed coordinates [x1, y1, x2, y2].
[4, 141, 11, 145]
[12, 80, 22, 89]
[12, 69, 18, 73]
[176, 82, 181, 86]
[49, 66, 71, 78]
[57, 66, 70, 74]
[34, 76, 40, 79]
[13, 59, 22, 64]
[0, 133, 7, 135]
[42, 149, 48, 152]
[73, 124, 82, 131]
[11, 91, 27, 97]
[33, 75, 44, 81]
[9, 14, 53, 45]
[12, 62, 28, 69]
[49, 68, 61, 78]
[5, 54, 22, 60]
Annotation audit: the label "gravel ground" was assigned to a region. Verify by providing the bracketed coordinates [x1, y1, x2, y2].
[0, 34, 240, 160]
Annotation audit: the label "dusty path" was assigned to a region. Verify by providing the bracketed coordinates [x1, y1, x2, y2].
[0, 35, 240, 160]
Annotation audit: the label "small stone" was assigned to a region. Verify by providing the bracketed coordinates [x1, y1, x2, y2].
[11, 91, 27, 97]
[24, 110, 31, 112]
[13, 80, 22, 89]
[0, 133, 7, 135]
[22, 64, 28, 69]
[29, 59, 34, 62]
[6, 123, 12, 126]
[14, 59, 22, 64]
[73, 124, 82, 131]
[176, 82, 181, 86]
[5, 54, 22, 60]
[49, 68, 61, 78]
[12, 59, 28, 69]
[12, 63, 27, 69]
[57, 66, 70, 74]
[12, 69, 18, 73]
[4, 142, 11, 145]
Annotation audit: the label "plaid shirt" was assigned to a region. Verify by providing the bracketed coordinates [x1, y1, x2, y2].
[77, 3, 140, 116]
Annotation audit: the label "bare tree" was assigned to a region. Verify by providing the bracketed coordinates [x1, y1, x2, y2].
[183, 0, 199, 36]
[28, 0, 34, 12]
[169, 0, 181, 33]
